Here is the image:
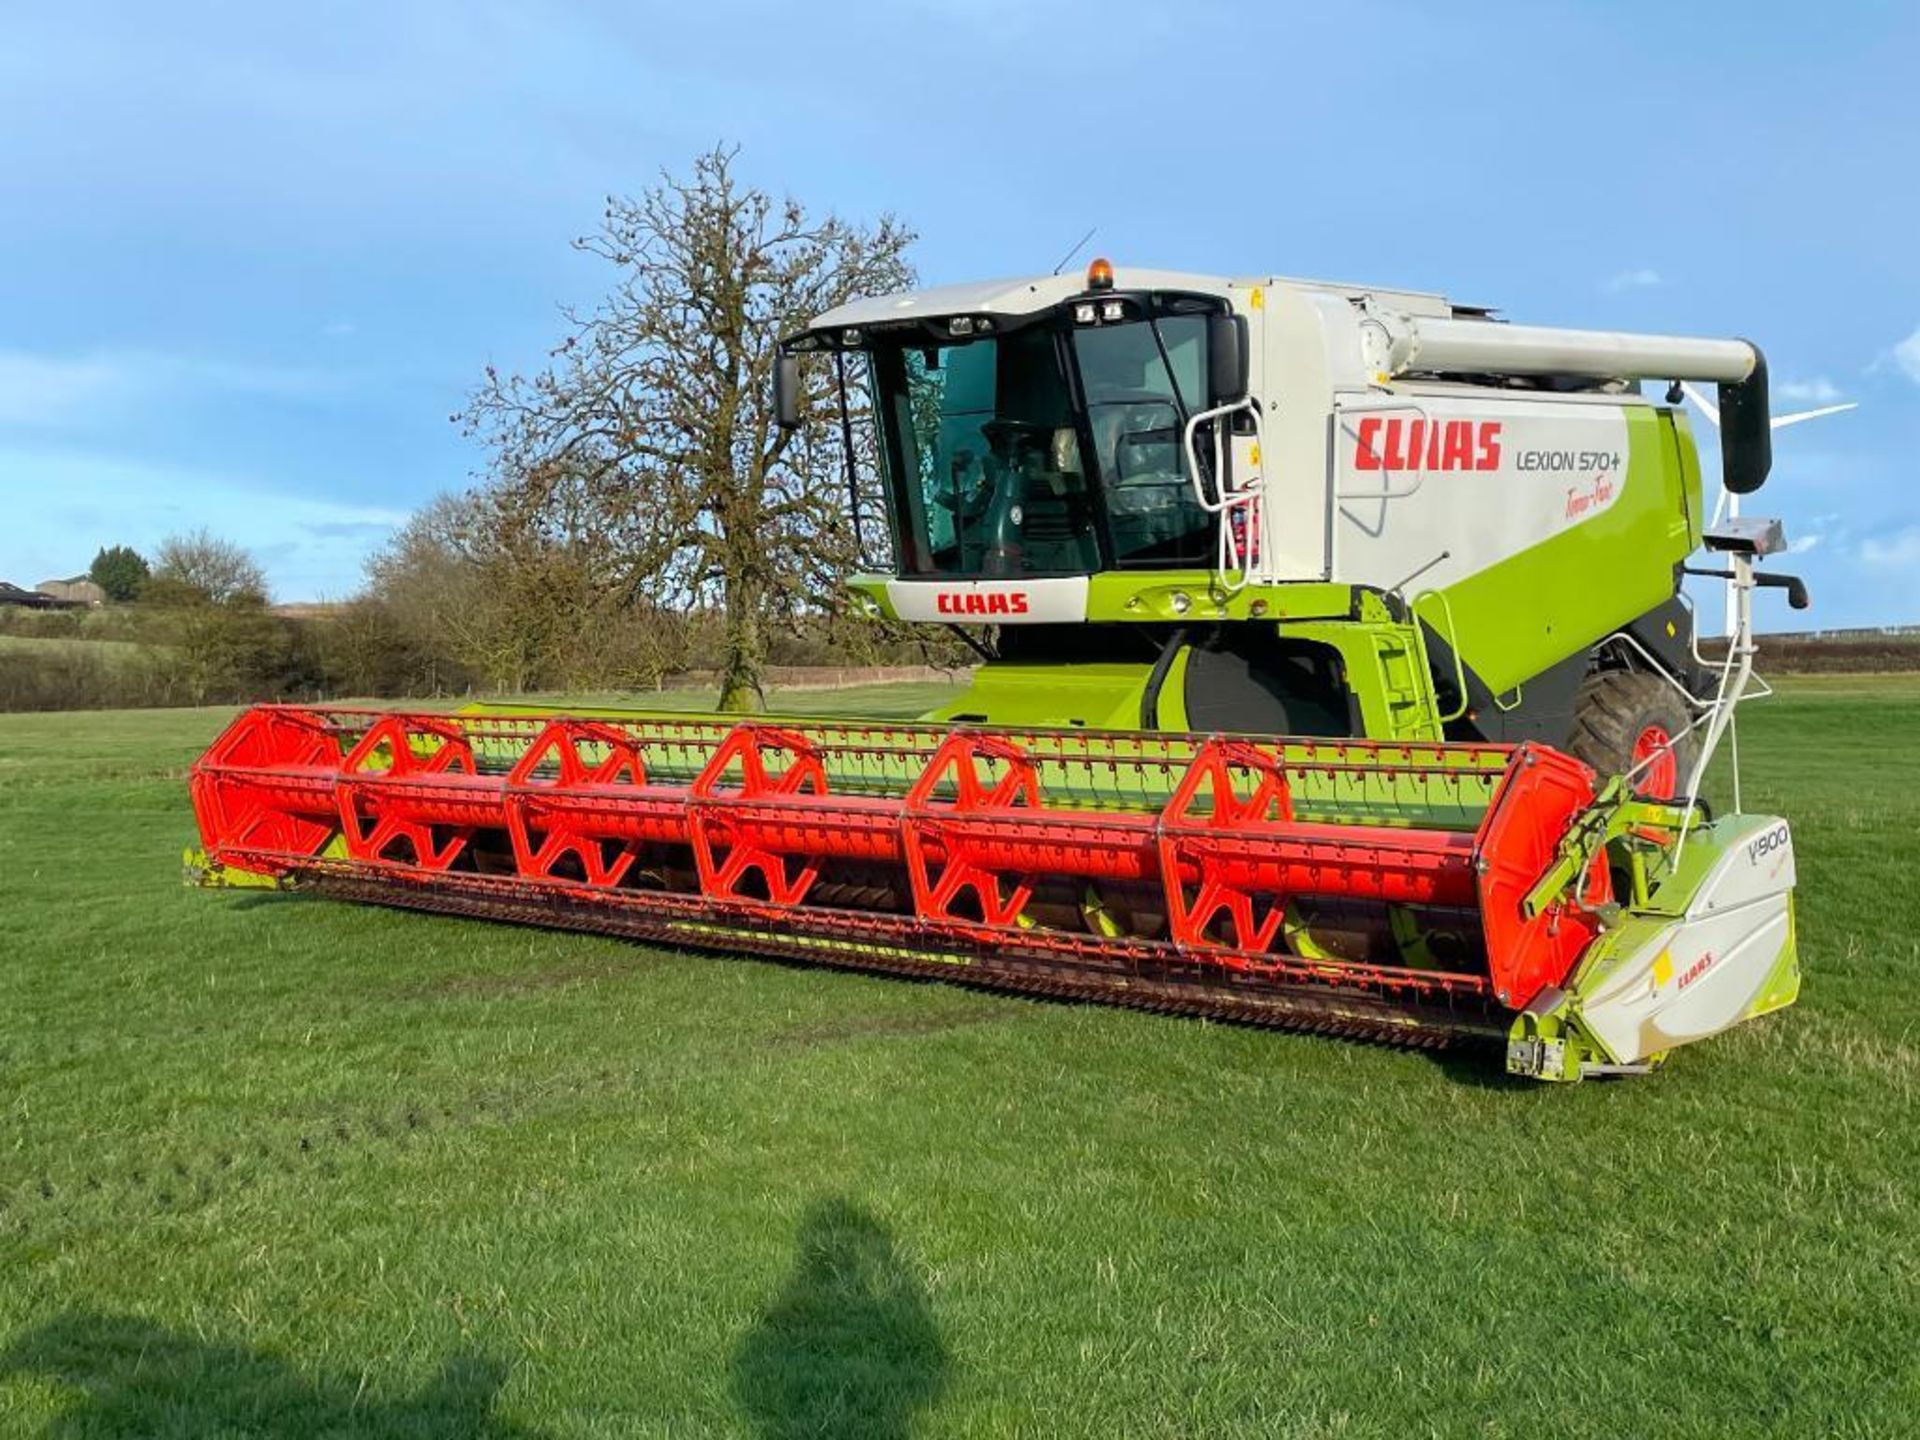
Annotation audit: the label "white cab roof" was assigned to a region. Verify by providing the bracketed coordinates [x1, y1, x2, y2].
[806, 264, 1462, 333]
[808, 267, 1231, 331]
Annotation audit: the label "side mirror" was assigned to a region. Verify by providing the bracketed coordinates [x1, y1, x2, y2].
[1207, 313, 1250, 407]
[1717, 346, 1771, 495]
[774, 353, 801, 430]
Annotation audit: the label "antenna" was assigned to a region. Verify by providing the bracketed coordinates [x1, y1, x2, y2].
[1050, 226, 1097, 277]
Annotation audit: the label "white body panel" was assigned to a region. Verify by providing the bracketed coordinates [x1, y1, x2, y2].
[1577, 818, 1798, 1063]
[1249, 288, 1344, 579]
[885, 576, 1089, 624]
[1227, 283, 1655, 590]
[1328, 392, 1634, 595]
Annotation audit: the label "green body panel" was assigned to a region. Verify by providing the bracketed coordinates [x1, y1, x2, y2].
[1269, 618, 1445, 742]
[858, 563, 1450, 738]
[919, 613, 1444, 740]
[1746, 906, 1805, 1018]
[1423, 407, 1701, 697]
[1081, 575, 1359, 625]
[923, 656, 1189, 731]
[845, 573, 1361, 626]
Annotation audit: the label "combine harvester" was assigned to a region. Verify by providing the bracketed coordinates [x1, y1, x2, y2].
[189, 261, 1813, 1080]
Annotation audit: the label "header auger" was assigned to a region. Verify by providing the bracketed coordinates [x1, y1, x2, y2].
[191, 259, 1809, 1079]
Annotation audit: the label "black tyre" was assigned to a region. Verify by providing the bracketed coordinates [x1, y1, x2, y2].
[1565, 669, 1695, 799]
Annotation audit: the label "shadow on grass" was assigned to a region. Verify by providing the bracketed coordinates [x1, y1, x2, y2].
[733, 1199, 949, 1440]
[1421, 1037, 1537, 1091]
[222, 890, 326, 913]
[0, 1313, 541, 1438]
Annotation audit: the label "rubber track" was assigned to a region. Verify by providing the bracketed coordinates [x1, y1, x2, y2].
[299, 869, 1502, 1053]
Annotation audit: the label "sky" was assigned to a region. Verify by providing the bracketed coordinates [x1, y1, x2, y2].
[1, 0, 1916, 627]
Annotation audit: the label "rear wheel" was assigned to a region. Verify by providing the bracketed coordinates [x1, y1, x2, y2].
[1566, 670, 1695, 799]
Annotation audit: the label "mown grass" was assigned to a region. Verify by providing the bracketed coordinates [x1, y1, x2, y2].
[0, 678, 1915, 1437]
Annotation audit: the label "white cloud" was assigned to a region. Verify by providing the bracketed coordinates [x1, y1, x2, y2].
[1859, 526, 1920, 570]
[0, 445, 407, 601]
[1892, 326, 1920, 386]
[0, 347, 339, 427]
[322, 320, 357, 338]
[1778, 377, 1844, 404]
[1789, 533, 1823, 554]
[1604, 268, 1662, 293]
[0, 352, 121, 424]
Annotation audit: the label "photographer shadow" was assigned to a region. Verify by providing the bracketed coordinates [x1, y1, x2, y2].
[733, 1198, 949, 1440]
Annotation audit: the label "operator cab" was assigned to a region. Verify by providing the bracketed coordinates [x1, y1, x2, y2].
[778, 262, 1249, 584]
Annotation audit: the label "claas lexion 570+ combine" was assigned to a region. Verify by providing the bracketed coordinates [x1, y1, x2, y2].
[189, 260, 1810, 1080]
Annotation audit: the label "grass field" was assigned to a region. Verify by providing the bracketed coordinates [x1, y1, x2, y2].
[2, 679, 1916, 1437]
[0, 634, 149, 664]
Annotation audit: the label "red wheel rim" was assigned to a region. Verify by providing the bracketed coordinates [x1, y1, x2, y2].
[1631, 723, 1678, 799]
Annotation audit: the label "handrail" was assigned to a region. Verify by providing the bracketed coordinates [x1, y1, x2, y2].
[1180, 397, 1256, 514]
[1334, 398, 1436, 502]
[1408, 587, 1470, 724]
[1181, 396, 1264, 593]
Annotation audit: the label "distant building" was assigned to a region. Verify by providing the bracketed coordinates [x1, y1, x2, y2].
[36, 576, 106, 607]
[0, 581, 78, 609]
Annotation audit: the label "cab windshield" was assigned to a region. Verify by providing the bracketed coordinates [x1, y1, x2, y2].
[867, 310, 1217, 578]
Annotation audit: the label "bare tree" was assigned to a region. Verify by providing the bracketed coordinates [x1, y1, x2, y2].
[148, 529, 269, 607]
[135, 531, 293, 702]
[366, 493, 529, 691]
[461, 144, 914, 710]
[365, 487, 691, 695]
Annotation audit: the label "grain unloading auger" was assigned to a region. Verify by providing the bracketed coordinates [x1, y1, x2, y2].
[190, 260, 1810, 1079]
